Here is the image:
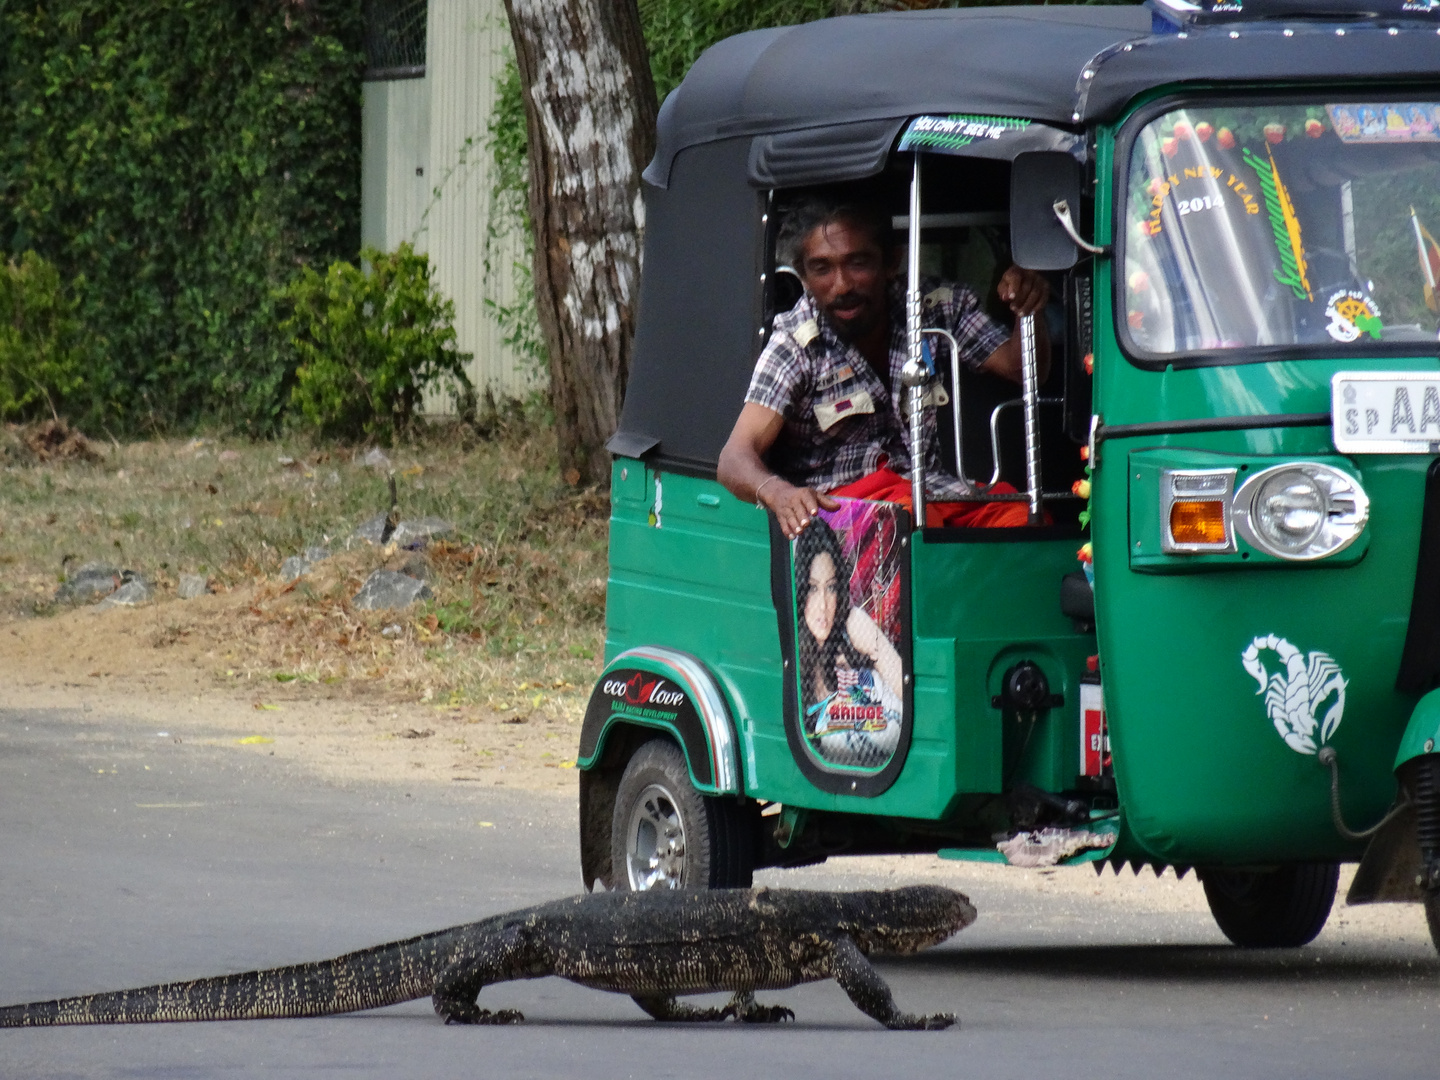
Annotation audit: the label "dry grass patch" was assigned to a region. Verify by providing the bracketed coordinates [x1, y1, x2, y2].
[0, 421, 609, 721]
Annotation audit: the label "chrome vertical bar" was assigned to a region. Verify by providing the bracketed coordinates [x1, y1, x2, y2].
[1019, 312, 1043, 525]
[905, 155, 926, 528]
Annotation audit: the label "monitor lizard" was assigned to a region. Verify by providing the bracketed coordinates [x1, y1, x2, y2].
[0, 885, 974, 1030]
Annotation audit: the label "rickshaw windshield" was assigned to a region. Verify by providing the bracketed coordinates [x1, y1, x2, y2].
[1121, 100, 1440, 363]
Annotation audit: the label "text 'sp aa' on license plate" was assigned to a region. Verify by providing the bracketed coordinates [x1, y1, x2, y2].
[1332, 372, 1440, 453]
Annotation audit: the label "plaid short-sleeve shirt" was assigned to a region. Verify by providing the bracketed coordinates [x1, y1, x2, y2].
[745, 277, 1010, 498]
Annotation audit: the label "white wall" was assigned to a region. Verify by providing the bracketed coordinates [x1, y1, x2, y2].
[361, 77, 431, 253]
[361, 0, 536, 413]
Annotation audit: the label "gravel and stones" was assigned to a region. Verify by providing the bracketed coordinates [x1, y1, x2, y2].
[177, 574, 209, 599]
[95, 575, 154, 609]
[391, 517, 453, 547]
[351, 513, 393, 545]
[352, 569, 431, 611]
[54, 564, 121, 605]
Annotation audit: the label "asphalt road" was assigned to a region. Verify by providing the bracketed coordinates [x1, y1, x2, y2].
[3, 704, 1438, 1079]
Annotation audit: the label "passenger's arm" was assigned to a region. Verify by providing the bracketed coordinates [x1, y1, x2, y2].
[978, 266, 1051, 384]
[718, 402, 839, 541]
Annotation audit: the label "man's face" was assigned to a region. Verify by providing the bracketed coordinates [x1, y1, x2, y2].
[797, 218, 892, 343]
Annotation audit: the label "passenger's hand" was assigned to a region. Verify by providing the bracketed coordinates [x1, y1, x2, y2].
[758, 479, 840, 540]
[997, 266, 1049, 317]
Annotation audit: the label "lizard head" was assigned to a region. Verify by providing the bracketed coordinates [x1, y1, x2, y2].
[841, 886, 977, 955]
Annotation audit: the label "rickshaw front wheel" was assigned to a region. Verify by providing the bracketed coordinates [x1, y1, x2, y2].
[609, 738, 754, 892]
[1198, 863, 1339, 948]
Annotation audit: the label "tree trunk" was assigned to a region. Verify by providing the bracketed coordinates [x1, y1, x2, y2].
[502, 0, 657, 487]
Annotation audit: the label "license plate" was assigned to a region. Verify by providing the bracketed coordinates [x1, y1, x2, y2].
[1332, 372, 1440, 453]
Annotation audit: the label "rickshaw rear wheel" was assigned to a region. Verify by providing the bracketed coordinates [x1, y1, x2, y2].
[1198, 862, 1339, 948]
[609, 738, 754, 892]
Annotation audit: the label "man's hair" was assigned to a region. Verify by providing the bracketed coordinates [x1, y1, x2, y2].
[776, 190, 894, 272]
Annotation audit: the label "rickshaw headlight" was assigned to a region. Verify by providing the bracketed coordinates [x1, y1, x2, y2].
[1232, 463, 1369, 561]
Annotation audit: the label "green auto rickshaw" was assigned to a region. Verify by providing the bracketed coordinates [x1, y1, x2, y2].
[577, 0, 1440, 952]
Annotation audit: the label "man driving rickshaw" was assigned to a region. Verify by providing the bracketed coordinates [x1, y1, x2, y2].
[717, 190, 1051, 538]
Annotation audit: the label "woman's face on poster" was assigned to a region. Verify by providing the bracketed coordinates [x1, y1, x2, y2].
[804, 552, 839, 643]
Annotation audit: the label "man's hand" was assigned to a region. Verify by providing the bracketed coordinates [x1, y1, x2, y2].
[759, 478, 840, 541]
[996, 266, 1049, 317]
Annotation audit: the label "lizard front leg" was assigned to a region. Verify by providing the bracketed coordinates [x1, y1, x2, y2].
[827, 937, 956, 1031]
[431, 926, 531, 1025]
[631, 991, 793, 1024]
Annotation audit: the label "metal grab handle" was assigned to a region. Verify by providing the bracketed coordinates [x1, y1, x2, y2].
[1019, 312, 1043, 526]
[922, 327, 977, 499]
[987, 397, 1062, 488]
[902, 154, 929, 529]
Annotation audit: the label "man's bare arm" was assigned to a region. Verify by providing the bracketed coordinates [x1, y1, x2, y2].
[717, 403, 839, 541]
[978, 266, 1051, 384]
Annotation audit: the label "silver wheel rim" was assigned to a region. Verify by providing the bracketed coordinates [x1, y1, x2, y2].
[624, 782, 687, 890]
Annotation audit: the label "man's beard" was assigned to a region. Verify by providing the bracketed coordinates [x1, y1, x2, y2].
[822, 294, 883, 344]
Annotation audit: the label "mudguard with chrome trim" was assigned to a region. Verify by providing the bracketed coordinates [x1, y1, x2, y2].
[577, 646, 740, 795]
[1395, 688, 1440, 770]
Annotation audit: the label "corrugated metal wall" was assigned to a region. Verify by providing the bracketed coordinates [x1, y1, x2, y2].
[361, 78, 431, 253]
[362, 0, 536, 413]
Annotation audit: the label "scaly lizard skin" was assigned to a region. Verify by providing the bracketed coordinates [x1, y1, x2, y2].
[0, 886, 974, 1030]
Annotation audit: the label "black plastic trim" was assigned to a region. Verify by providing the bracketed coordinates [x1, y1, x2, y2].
[921, 521, 1084, 544]
[1097, 412, 1330, 441]
[1397, 458, 1440, 694]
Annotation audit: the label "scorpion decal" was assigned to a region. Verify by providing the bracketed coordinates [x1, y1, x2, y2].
[1241, 634, 1347, 755]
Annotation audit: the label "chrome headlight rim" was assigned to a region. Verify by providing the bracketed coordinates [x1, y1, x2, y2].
[1231, 462, 1370, 562]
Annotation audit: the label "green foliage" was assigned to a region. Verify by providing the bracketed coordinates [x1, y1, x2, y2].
[283, 244, 473, 443]
[0, 251, 85, 422]
[640, 0, 850, 101]
[482, 52, 548, 372]
[0, 1, 365, 433]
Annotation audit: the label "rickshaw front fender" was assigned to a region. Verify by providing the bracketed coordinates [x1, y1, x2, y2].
[1395, 689, 1440, 771]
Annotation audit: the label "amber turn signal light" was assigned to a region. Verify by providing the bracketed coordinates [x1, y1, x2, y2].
[1169, 500, 1227, 545]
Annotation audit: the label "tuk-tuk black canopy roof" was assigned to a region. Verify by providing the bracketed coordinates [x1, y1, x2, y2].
[645, 6, 1440, 188]
[620, 7, 1440, 475]
[644, 6, 1150, 188]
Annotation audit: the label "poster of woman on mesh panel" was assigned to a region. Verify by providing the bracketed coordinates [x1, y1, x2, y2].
[789, 499, 910, 776]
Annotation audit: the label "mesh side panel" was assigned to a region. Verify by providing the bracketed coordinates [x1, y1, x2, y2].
[364, 0, 428, 79]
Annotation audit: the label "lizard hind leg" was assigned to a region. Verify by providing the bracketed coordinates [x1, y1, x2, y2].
[430, 928, 527, 1026]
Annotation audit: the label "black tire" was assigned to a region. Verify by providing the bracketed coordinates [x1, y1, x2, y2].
[609, 738, 753, 891]
[1199, 863, 1339, 948]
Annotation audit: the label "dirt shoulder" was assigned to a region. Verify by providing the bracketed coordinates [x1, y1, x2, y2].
[0, 582, 581, 795]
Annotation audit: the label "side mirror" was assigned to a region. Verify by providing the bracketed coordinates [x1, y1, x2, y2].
[1010, 151, 1082, 272]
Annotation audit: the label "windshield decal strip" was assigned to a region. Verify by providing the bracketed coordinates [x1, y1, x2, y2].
[1097, 412, 1331, 441]
[1241, 144, 1313, 302]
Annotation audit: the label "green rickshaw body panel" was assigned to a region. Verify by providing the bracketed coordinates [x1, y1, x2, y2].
[1088, 112, 1431, 864]
[605, 460, 1096, 821]
[1397, 689, 1440, 768]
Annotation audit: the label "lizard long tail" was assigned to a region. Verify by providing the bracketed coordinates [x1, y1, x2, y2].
[0, 925, 464, 1026]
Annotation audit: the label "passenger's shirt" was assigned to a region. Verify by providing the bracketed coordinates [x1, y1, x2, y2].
[744, 278, 1009, 498]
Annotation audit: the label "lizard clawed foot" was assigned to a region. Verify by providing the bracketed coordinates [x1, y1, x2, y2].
[885, 1011, 957, 1031]
[721, 991, 794, 1024]
[441, 1006, 525, 1025]
[738, 1003, 795, 1024]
